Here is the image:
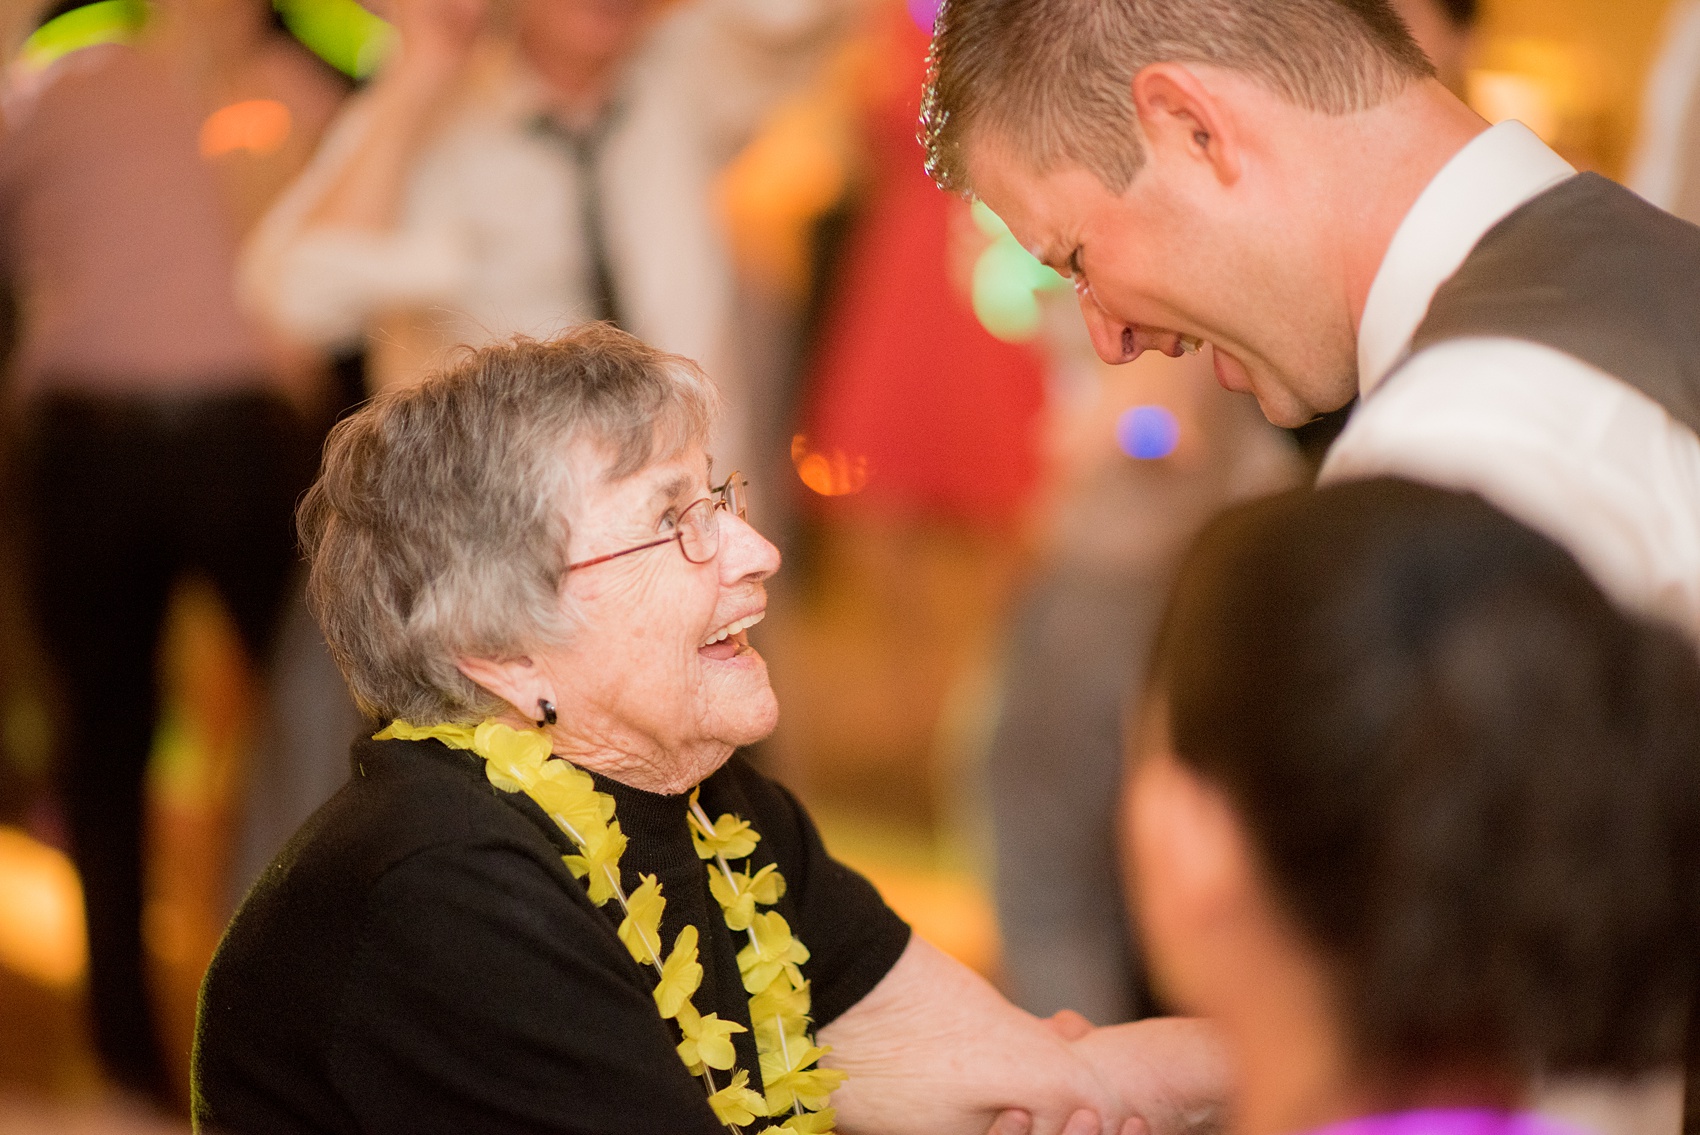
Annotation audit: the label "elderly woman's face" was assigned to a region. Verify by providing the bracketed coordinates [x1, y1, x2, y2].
[542, 444, 780, 782]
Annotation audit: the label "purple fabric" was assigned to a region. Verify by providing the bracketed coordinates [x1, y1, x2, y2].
[1309, 1110, 1595, 1135]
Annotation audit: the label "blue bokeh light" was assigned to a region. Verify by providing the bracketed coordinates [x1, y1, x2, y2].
[1115, 405, 1180, 460]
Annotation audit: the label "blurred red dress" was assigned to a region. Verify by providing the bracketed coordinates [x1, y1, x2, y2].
[798, 7, 1046, 529]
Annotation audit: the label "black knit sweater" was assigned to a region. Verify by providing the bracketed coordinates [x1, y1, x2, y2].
[192, 737, 910, 1134]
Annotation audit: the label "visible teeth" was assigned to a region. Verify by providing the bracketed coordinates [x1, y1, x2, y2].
[1178, 335, 1203, 354]
[702, 611, 765, 647]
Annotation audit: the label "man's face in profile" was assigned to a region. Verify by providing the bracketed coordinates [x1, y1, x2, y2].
[963, 126, 1361, 430]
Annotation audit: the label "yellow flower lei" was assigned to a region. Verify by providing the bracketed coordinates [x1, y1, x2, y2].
[374, 719, 846, 1134]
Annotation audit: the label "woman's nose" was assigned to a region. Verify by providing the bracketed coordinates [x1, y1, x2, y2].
[719, 512, 780, 584]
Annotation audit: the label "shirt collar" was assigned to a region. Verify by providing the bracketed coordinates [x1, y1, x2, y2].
[1357, 120, 1576, 396]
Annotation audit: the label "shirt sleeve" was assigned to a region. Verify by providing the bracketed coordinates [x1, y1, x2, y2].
[739, 768, 912, 1028]
[238, 93, 467, 349]
[1322, 338, 1700, 643]
[327, 841, 725, 1135]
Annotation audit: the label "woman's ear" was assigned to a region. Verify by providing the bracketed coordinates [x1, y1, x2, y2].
[456, 654, 546, 720]
[1125, 741, 1261, 1016]
[1130, 61, 1244, 186]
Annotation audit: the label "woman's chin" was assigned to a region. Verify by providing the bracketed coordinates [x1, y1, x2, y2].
[704, 678, 779, 752]
[720, 687, 780, 749]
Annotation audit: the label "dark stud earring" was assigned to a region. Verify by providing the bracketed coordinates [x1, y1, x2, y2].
[537, 699, 557, 728]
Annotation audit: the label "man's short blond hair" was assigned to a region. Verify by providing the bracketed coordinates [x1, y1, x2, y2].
[922, 0, 1435, 194]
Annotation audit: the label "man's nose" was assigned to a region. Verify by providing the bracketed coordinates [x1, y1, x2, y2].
[720, 513, 780, 585]
[1077, 291, 1139, 365]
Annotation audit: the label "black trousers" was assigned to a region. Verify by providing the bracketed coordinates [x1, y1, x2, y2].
[17, 388, 308, 1102]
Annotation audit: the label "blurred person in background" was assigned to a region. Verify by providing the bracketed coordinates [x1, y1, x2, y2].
[985, 342, 1301, 1027]
[1133, 477, 1700, 1135]
[242, 0, 856, 476]
[796, 0, 1046, 536]
[0, 0, 342, 1109]
[1628, 0, 1700, 225]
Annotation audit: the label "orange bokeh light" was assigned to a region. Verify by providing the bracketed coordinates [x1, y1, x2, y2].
[0, 826, 86, 991]
[791, 434, 870, 497]
[199, 98, 293, 159]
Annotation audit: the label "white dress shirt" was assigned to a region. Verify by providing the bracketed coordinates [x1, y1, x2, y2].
[1321, 120, 1700, 643]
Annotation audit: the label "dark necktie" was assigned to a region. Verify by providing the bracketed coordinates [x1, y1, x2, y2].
[531, 110, 625, 330]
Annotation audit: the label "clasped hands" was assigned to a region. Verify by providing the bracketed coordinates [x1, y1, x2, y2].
[987, 1012, 1230, 1135]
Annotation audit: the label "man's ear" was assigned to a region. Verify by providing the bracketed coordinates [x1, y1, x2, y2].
[1130, 62, 1243, 185]
[456, 653, 544, 719]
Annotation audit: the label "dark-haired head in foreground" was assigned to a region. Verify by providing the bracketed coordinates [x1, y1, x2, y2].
[1129, 478, 1700, 1134]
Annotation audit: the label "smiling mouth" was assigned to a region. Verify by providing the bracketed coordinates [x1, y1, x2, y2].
[700, 610, 764, 661]
[1122, 327, 1206, 360]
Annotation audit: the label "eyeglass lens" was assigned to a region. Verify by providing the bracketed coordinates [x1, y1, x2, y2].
[720, 473, 748, 521]
[678, 473, 748, 564]
[677, 498, 719, 564]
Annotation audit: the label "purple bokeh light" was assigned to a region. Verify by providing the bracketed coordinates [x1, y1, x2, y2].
[1115, 405, 1180, 460]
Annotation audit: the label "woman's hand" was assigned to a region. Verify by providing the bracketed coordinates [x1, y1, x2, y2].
[991, 1018, 1231, 1135]
[821, 937, 1205, 1135]
[1074, 1018, 1230, 1135]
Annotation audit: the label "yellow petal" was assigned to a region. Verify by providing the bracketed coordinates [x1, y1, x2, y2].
[739, 911, 810, 993]
[529, 762, 608, 836]
[764, 1061, 845, 1115]
[691, 810, 760, 860]
[374, 720, 478, 749]
[561, 821, 626, 906]
[779, 1107, 838, 1134]
[753, 1012, 812, 1056]
[696, 1020, 741, 1070]
[790, 1067, 847, 1111]
[473, 719, 551, 790]
[617, 874, 666, 966]
[746, 863, 786, 906]
[707, 1070, 767, 1126]
[710, 871, 759, 932]
[654, 925, 704, 1019]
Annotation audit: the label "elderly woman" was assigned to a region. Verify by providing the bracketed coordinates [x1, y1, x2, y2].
[1128, 479, 1700, 1135]
[192, 328, 1222, 1135]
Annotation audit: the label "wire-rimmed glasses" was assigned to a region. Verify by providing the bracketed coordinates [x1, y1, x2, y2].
[566, 473, 749, 571]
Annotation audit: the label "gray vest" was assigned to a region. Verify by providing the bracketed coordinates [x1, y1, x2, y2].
[1401, 172, 1700, 439]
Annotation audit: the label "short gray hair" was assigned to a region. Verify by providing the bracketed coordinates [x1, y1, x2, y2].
[921, 0, 1434, 194]
[298, 327, 719, 724]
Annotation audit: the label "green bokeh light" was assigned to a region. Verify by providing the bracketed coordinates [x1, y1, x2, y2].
[15, 0, 393, 82]
[273, 0, 396, 79]
[969, 200, 1065, 343]
[19, 0, 148, 74]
